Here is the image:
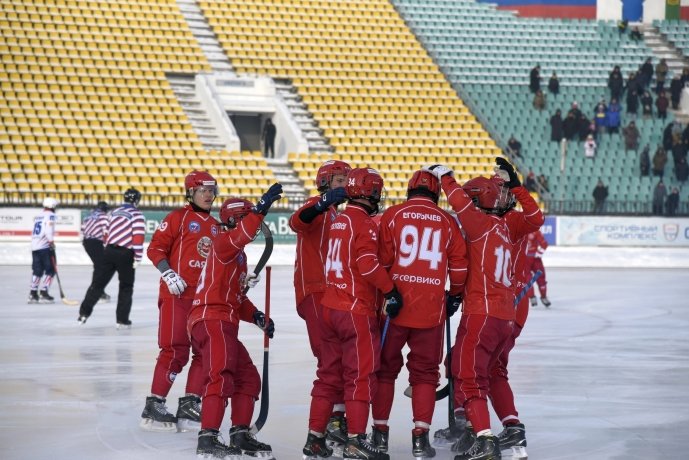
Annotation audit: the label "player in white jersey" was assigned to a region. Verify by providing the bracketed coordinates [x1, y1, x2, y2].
[28, 197, 59, 304]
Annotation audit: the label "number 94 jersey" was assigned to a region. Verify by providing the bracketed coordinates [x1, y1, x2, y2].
[378, 196, 468, 328]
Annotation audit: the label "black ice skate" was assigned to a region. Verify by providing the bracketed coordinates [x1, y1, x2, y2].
[176, 394, 201, 432]
[229, 424, 274, 458]
[450, 426, 477, 453]
[369, 426, 389, 453]
[433, 413, 468, 446]
[139, 396, 178, 432]
[540, 297, 551, 307]
[27, 290, 39, 304]
[39, 290, 54, 304]
[326, 414, 348, 445]
[412, 428, 436, 458]
[302, 432, 333, 459]
[197, 429, 242, 460]
[343, 434, 390, 460]
[529, 297, 537, 307]
[116, 320, 132, 330]
[453, 435, 501, 460]
[77, 315, 88, 325]
[496, 423, 527, 459]
[98, 292, 111, 304]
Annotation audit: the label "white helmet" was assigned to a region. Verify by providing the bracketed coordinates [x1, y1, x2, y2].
[42, 197, 59, 209]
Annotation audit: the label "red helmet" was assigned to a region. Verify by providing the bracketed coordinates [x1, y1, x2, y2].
[346, 168, 384, 203]
[316, 160, 352, 192]
[219, 198, 253, 227]
[185, 171, 218, 197]
[462, 176, 514, 215]
[407, 170, 440, 202]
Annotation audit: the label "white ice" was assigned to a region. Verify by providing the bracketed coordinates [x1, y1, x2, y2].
[1, 248, 688, 459]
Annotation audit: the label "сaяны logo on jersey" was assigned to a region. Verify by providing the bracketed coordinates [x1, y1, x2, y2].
[197, 236, 212, 257]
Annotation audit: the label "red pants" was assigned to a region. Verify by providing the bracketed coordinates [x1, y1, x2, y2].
[489, 323, 523, 425]
[526, 257, 547, 298]
[452, 314, 512, 434]
[150, 296, 203, 397]
[309, 307, 380, 435]
[296, 292, 324, 366]
[190, 320, 261, 430]
[372, 322, 443, 426]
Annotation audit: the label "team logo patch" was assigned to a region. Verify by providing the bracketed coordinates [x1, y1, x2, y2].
[188, 221, 201, 233]
[211, 225, 218, 236]
[168, 372, 177, 383]
[197, 236, 212, 258]
[237, 253, 245, 265]
[664, 223, 679, 241]
[159, 221, 168, 231]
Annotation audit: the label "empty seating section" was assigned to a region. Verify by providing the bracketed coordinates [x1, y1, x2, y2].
[394, 0, 687, 206]
[0, 0, 276, 206]
[655, 20, 689, 55]
[199, 0, 501, 202]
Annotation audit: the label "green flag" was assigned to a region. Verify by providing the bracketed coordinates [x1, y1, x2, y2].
[666, 0, 680, 20]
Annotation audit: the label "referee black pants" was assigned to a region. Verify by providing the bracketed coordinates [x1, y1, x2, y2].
[79, 245, 135, 323]
[82, 238, 104, 286]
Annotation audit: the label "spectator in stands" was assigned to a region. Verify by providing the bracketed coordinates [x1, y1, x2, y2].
[670, 75, 683, 110]
[639, 58, 654, 90]
[262, 118, 277, 158]
[592, 179, 608, 214]
[568, 101, 582, 120]
[655, 59, 669, 94]
[663, 121, 681, 151]
[584, 134, 597, 159]
[533, 89, 546, 111]
[578, 113, 593, 142]
[630, 27, 642, 41]
[530, 64, 541, 93]
[626, 89, 639, 119]
[640, 145, 651, 177]
[640, 91, 653, 119]
[548, 72, 559, 96]
[681, 67, 689, 88]
[656, 91, 669, 119]
[676, 157, 689, 183]
[608, 66, 625, 102]
[593, 102, 607, 140]
[627, 72, 641, 100]
[623, 121, 640, 151]
[606, 98, 622, 135]
[563, 111, 578, 141]
[537, 174, 550, 192]
[617, 20, 628, 36]
[550, 109, 563, 142]
[507, 135, 522, 158]
[652, 180, 667, 215]
[525, 171, 538, 192]
[666, 187, 680, 216]
[652, 145, 668, 178]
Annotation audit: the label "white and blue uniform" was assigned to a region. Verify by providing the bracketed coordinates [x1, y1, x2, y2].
[30, 208, 56, 294]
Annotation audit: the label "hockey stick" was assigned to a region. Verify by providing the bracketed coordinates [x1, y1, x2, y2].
[380, 315, 391, 348]
[242, 221, 273, 295]
[50, 253, 79, 306]
[445, 314, 455, 431]
[404, 270, 545, 401]
[249, 270, 272, 434]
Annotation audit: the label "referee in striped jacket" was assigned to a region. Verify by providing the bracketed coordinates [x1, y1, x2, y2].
[78, 188, 145, 328]
[81, 201, 111, 303]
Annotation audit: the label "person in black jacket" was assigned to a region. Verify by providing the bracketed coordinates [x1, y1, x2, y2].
[548, 72, 559, 96]
[529, 64, 541, 93]
[563, 112, 578, 141]
[666, 187, 680, 216]
[593, 179, 608, 214]
[608, 66, 625, 101]
[639, 58, 654, 90]
[670, 75, 683, 110]
[262, 118, 277, 158]
[550, 109, 563, 142]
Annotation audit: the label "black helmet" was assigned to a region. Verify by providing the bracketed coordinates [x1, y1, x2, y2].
[97, 201, 109, 212]
[123, 188, 141, 205]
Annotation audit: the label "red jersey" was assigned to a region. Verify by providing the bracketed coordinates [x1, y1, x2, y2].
[378, 196, 468, 328]
[289, 196, 339, 306]
[320, 204, 394, 317]
[526, 230, 548, 257]
[147, 205, 220, 299]
[187, 213, 262, 332]
[443, 177, 543, 320]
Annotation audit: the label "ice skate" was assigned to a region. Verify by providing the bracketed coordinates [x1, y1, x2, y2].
[412, 428, 436, 458]
[497, 424, 527, 459]
[433, 413, 468, 446]
[98, 292, 111, 304]
[453, 434, 501, 460]
[176, 394, 201, 432]
[450, 427, 476, 453]
[343, 434, 389, 459]
[229, 424, 275, 459]
[77, 315, 88, 325]
[303, 432, 334, 459]
[27, 290, 39, 304]
[368, 426, 388, 453]
[39, 290, 54, 304]
[197, 429, 242, 460]
[529, 297, 537, 307]
[540, 297, 551, 307]
[116, 320, 132, 330]
[139, 396, 177, 432]
[326, 414, 348, 445]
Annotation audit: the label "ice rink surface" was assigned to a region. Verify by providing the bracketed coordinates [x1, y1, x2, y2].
[1, 261, 688, 460]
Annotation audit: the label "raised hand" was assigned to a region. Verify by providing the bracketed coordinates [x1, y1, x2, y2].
[315, 187, 348, 212]
[253, 183, 283, 215]
[422, 164, 454, 180]
[495, 157, 521, 188]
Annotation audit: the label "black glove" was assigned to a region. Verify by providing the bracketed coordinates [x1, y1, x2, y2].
[315, 187, 348, 212]
[496, 157, 521, 188]
[384, 287, 403, 319]
[253, 310, 275, 339]
[446, 292, 463, 318]
[253, 183, 283, 215]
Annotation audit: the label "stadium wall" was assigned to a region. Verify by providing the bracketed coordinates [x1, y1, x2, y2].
[485, 0, 684, 21]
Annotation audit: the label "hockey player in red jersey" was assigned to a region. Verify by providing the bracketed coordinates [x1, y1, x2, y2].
[188, 183, 282, 459]
[289, 160, 351, 445]
[425, 158, 543, 460]
[525, 230, 550, 307]
[140, 171, 221, 432]
[303, 168, 399, 460]
[370, 170, 468, 458]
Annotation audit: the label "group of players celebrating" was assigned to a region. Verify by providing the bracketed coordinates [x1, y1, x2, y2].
[137, 156, 543, 460]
